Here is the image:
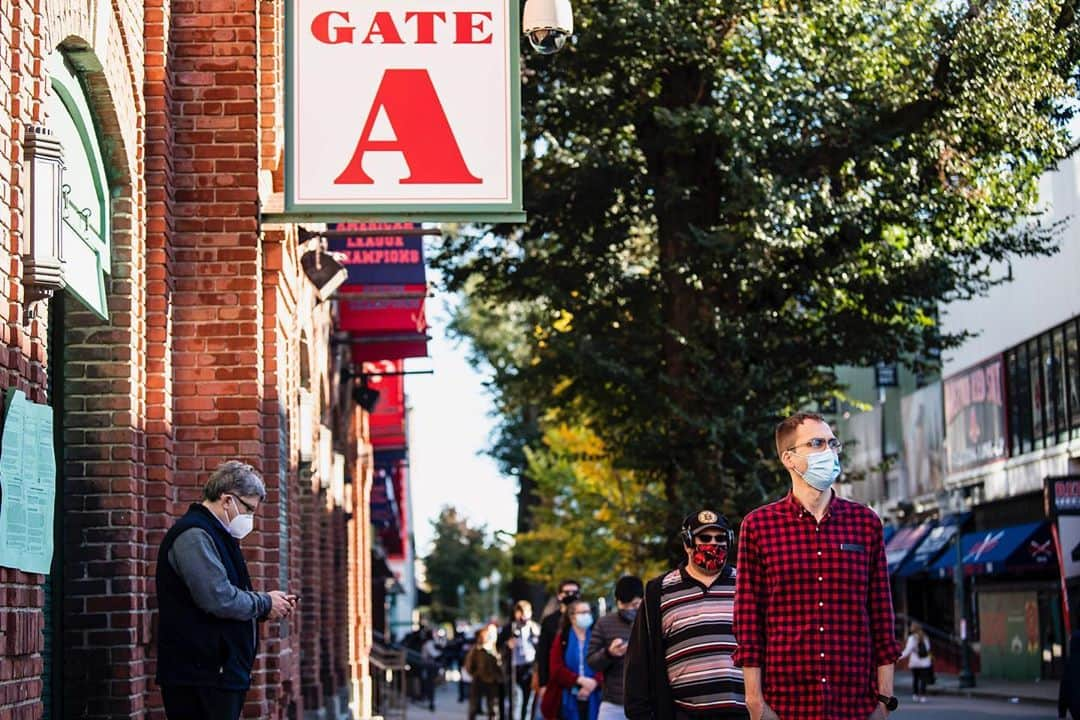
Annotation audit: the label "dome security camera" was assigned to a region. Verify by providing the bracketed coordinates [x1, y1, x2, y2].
[522, 0, 573, 54]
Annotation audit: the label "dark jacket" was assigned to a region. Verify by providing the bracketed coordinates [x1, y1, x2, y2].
[465, 644, 503, 685]
[537, 609, 563, 685]
[1061, 629, 1080, 719]
[624, 571, 677, 720]
[155, 503, 261, 690]
[587, 610, 633, 705]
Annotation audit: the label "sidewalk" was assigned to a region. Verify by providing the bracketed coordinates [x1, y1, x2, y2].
[896, 670, 1060, 706]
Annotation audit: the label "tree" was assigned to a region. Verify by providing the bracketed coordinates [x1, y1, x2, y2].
[434, 1, 1080, 535]
[516, 423, 670, 596]
[423, 506, 508, 621]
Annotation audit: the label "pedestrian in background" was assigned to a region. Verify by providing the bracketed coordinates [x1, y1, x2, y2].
[624, 510, 747, 720]
[586, 575, 642, 720]
[542, 599, 601, 720]
[155, 460, 296, 720]
[420, 627, 442, 711]
[535, 580, 582, 709]
[500, 600, 541, 720]
[734, 412, 900, 720]
[466, 623, 504, 720]
[1060, 627, 1080, 720]
[898, 622, 933, 703]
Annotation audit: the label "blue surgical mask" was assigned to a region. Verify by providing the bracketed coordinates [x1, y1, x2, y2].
[619, 608, 638, 623]
[574, 613, 594, 630]
[794, 449, 841, 492]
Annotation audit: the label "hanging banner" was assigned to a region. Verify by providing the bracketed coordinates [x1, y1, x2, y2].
[329, 222, 426, 286]
[283, 0, 524, 222]
[943, 356, 1007, 474]
[366, 361, 407, 448]
[339, 291, 427, 334]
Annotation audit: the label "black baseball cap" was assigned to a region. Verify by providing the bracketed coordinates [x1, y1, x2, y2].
[682, 509, 730, 537]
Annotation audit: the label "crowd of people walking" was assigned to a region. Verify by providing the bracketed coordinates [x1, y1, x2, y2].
[384, 411, 1080, 720]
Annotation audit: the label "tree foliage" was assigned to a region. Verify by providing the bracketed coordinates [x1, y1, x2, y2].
[434, 1, 1080, 545]
[423, 506, 508, 621]
[515, 423, 670, 595]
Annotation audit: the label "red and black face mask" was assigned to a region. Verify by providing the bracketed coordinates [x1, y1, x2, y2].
[691, 543, 728, 573]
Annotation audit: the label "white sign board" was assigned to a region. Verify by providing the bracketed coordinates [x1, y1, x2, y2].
[285, 0, 523, 221]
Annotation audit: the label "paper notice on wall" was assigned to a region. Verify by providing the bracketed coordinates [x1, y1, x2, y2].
[0, 389, 56, 574]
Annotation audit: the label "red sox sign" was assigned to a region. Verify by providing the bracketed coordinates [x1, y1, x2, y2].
[285, 1, 523, 221]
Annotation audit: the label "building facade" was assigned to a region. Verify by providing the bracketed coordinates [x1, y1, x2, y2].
[1, 1, 385, 717]
[834, 152, 1080, 682]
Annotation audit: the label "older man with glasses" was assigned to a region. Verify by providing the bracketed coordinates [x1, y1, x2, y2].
[734, 412, 900, 720]
[155, 460, 297, 719]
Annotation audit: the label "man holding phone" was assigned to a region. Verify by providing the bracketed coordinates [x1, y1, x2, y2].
[586, 575, 642, 720]
[155, 460, 297, 719]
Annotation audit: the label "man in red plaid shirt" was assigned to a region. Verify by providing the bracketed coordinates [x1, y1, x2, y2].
[733, 412, 900, 720]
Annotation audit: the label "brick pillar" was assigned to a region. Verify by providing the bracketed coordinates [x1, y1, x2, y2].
[299, 480, 325, 709]
[168, 0, 268, 716]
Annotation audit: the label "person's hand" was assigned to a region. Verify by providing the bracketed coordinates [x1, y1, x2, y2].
[267, 591, 294, 620]
[608, 638, 627, 657]
[507, 638, 518, 649]
[867, 703, 888, 720]
[746, 697, 779, 720]
[576, 687, 591, 701]
[577, 676, 598, 694]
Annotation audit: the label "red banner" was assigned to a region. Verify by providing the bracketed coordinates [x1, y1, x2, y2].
[337, 285, 427, 334]
[365, 360, 407, 449]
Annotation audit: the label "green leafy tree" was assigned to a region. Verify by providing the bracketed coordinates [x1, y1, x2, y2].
[516, 423, 670, 596]
[423, 506, 508, 621]
[434, 0, 1080, 535]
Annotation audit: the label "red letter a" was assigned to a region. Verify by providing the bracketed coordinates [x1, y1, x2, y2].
[335, 69, 482, 185]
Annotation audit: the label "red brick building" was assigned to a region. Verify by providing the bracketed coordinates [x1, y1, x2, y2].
[0, 1, 380, 717]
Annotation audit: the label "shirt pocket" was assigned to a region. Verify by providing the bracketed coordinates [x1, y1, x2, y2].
[835, 542, 870, 597]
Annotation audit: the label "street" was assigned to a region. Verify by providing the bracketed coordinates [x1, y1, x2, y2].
[411, 682, 1062, 720]
[891, 695, 1058, 719]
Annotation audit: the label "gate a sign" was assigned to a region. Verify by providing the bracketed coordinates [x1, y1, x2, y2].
[285, 0, 523, 222]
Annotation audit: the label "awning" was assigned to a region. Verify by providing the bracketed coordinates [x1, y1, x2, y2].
[929, 521, 1057, 577]
[886, 521, 934, 574]
[895, 512, 971, 577]
[883, 525, 897, 546]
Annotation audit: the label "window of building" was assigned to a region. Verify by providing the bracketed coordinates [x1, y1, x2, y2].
[1068, 320, 1080, 438]
[1004, 316, 1080, 455]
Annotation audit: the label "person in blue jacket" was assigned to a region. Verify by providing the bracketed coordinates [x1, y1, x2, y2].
[155, 460, 296, 719]
[1061, 628, 1080, 720]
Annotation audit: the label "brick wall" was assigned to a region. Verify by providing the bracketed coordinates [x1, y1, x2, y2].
[0, 0, 376, 718]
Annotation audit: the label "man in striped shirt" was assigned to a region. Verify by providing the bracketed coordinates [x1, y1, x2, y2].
[624, 510, 749, 720]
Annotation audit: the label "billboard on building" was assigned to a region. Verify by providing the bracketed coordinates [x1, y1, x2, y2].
[284, 1, 523, 221]
[1047, 476, 1080, 581]
[901, 382, 945, 497]
[943, 356, 1007, 474]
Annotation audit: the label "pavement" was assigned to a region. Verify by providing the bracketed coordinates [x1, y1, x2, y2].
[895, 670, 1061, 706]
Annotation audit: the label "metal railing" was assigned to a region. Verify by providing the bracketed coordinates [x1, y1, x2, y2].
[894, 613, 980, 674]
[370, 640, 409, 720]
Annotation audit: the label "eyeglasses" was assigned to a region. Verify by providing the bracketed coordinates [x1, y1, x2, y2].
[229, 494, 257, 515]
[786, 438, 842, 453]
[695, 533, 726, 544]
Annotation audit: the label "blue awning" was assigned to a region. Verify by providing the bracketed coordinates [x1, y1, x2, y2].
[896, 524, 959, 577]
[929, 521, 1056, 577]
[886, 521, 935, 574]
[883, 525, 898, 545]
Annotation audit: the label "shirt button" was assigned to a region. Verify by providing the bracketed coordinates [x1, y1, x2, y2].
[817, 551, 822, 556]
[819, 601, 824, 607]
[818, 576, 823, 582]
[820, 652, 826, 658]
[821, 677, 827, 683]
[819, 626, 824, 632]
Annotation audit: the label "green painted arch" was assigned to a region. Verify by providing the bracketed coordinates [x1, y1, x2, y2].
[46, 48, 112, 320]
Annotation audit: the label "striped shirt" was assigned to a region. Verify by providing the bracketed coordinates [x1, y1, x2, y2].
[660, 566, 746, 715]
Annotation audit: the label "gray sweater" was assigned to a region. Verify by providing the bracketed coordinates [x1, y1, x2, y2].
[586, 610, 635, 705]
[167, 527, 271, 621]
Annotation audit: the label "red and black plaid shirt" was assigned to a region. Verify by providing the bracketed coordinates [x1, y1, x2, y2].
[733, 492, 899, 720]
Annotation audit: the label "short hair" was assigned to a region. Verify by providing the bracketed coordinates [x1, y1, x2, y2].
[775, 412, 827, 457]
[513, 600, 532, 616]
[204, 460, 266, 502]
[558, 579, 580, 592]
[614, 575, 644, 603]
